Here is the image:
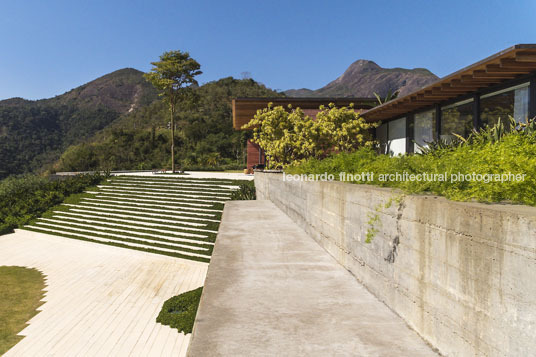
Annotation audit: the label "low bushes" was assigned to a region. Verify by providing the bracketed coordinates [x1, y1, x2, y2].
[0, 173, 105, 235]
[156, 287, 203, 334]
[230, 181, 256, 200]
[287, 120, 536, 206]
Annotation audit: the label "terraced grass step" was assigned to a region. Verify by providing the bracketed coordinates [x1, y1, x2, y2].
[81, 197, 220, 209]
[24, 226, 212, 262]
[99, 184, 233, 196]
[22, 175, 241, 262]
[63, 205, 220, 223]
[89, 191, 227, 203]
[64, 204, 219, 219]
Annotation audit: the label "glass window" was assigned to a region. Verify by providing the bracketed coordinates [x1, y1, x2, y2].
[414, 110, 436, 153]
[388, 117, 406, 156]
[441, 99, 473, 141]
[376, 123, 388, 154]
[480, 83, 529, 127]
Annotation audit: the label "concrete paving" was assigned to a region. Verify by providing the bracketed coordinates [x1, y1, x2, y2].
[188, 200, 437, 356]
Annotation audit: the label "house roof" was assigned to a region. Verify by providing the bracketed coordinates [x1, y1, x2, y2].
[362, 44, 536, 122]
[232, 97, 376, 130]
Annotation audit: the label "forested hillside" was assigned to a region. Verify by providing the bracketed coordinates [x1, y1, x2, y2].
[0, 68, 157, 179]
[56, 77, 283, 171]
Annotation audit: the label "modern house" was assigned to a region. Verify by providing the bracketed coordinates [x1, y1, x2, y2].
[362, 44, 536, 155]
[232, 97, 376, 169]
[233, 44, 536, 164]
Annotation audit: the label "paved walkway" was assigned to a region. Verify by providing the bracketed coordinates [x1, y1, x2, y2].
[188, 200, 436, 356]
[0, 230, 207, 356]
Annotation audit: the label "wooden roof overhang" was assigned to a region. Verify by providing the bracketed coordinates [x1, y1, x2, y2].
[232, 97, 376, 130]
[362, 44, 536, 122]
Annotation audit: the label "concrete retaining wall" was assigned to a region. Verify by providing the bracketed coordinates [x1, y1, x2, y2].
[255, 172, 536, 356]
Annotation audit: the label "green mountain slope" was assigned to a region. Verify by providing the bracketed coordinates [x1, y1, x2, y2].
[56, 77, 283, 172]
[0, 68, 158, 178]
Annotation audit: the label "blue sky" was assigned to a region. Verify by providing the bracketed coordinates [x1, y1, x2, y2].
[1, 0, 535, 100]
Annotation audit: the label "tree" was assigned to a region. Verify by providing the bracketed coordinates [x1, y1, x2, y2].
[144, 50, 202, 172]
[243, 103, 378, 168]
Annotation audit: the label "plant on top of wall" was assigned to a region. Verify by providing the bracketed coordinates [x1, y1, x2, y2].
[242, 103, 378, 168]
[287, 117, 536, 207]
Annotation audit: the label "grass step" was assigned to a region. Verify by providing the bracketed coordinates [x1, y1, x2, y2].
[99, 184, 233, 195]
[105, 182, 236, 193]
[53, 210, 213, 226]
[36, 217, 215, 237]
[92, 189, 229, 201]
[23, 226, 211, 263]
[30, 220, 213, 246]
[82, 197, 221, 210]
[50, 212, 207, 228]
[64, 203, 219, 218]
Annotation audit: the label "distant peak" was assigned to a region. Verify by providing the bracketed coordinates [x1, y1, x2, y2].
[349, 59, 381, 70]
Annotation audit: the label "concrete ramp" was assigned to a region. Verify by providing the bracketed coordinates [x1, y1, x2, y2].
[188, 200, 436, 356]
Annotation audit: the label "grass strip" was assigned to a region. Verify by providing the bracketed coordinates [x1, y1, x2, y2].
[26, 223, 213, 253]
[23, 227, 210, 263]
[32, 218, 216, 241]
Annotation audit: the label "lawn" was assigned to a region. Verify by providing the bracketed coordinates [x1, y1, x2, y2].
[0, 266, 46, 355]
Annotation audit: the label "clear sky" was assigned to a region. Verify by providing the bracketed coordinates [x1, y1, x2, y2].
[1, 0, 535, 100]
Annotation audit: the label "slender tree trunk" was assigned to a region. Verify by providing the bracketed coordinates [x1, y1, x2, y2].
[170, 105, 175, 173]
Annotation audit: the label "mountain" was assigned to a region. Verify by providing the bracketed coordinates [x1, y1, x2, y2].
[0, 68, 158, 178]
[285, 60, 438, 98]
[56, 77, 283, 172]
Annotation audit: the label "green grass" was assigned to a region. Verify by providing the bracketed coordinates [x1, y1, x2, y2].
[0, 266, 46, 355]
[21, 176, 238, 262]
[156, 287, 203, 334]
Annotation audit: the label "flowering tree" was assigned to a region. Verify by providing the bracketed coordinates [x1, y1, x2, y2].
[243, 103, 377, 168]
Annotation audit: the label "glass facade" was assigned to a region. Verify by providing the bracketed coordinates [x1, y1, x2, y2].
[440, 99, 474, 141]
[377, 80, 533, 156]
[413, 109, 436, 153]
[387, 117, 406, 156]
[376, 123, 388, 155]
[375, 118, 406, 156]
[480, 83, 529, 127]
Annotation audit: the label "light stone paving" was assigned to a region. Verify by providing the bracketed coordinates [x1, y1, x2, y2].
[1, 230, 208, 356]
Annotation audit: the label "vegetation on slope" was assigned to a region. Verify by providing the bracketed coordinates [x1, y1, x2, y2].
[0, 173, 105, 235]
[287, 118, 536, 206]
[0, 68, 157, 178]
[56, 77, 283, 172]
[0, 266, 46, 355]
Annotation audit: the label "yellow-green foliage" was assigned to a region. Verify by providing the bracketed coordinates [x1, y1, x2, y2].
[243, 103, 377, 168]
[287, 131, 536, 206]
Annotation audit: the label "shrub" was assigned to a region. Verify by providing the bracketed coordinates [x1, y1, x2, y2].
[0, 173, 106, 235]
[287, 119, 536, 206]
[230, 181, 256, 200]
[243, 103, 377, 168]
[156, 287, 203, 334]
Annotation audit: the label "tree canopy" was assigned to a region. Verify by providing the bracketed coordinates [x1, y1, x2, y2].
[144, 50, 202, 172]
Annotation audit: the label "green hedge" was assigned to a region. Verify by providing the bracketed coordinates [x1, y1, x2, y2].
[287, 129, 536, 206]
[156, 287, 203, 334]
[0, 173, 105, 235]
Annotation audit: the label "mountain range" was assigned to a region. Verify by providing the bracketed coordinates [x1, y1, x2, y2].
[285, 60, 438, 98]
[0, 59, 438, 178]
